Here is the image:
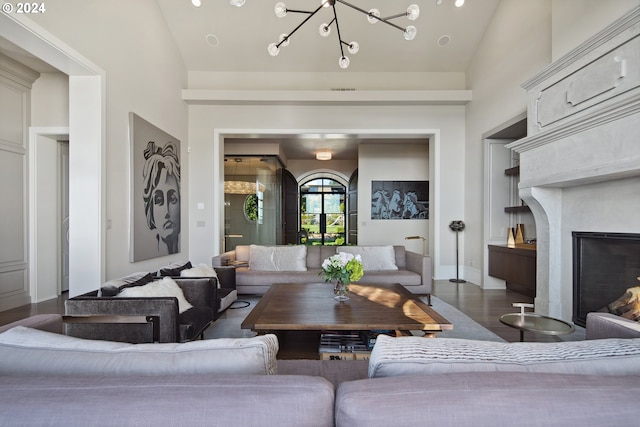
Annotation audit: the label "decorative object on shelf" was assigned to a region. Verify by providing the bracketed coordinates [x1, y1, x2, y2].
[515, 224, 525, 245]
[449, 220, 466, 283]
[507, 227, 516, 248]
[320, 252, 364, 301]
[233, 0, 420, 69]
[405, 235, 426, 255]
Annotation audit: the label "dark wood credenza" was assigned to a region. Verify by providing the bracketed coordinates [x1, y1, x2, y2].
[488, 245, 536, 298]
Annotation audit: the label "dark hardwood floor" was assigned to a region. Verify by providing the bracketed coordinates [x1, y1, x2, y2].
[0, 282, 583, 342]
[433, 280, 584, 342]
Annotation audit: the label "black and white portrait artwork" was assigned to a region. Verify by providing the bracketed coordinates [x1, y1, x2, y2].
[371, 181, 429, 220]
[130, 113, 181, 261]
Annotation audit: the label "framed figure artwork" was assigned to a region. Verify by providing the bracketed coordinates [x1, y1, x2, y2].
[371, 180, 429, 220]
[129, 113, 181, 261]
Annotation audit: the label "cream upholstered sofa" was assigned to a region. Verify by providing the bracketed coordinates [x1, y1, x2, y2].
[212, 244, 432, 302]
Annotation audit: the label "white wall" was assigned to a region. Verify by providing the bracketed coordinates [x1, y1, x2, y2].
[188, 104, 466, 279]
[31, 73, 68, 127]
[29, 0, 189, 283]
[287, 160, 357, 183]
[358, 143, 429, 254]
[551, 0, 640, 61]
[466, 0, 638, 298]
[465, 0, 552, 287]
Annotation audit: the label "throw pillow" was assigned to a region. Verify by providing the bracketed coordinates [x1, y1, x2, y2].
[0, 327, 279, 376]
[180, 264, 219, 288]
[100, 272, 154, 297]
[117, 277, 193, 313]
[248, 245, 307, 271]
[368, 335, 640, 378]
[602, 285, 640, 321]
[338, 246, 398, 271]
[180, 264, 218, 278]
[157, 260, 193, 277]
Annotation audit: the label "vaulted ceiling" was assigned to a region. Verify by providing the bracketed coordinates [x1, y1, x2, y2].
[0, 1, 501, 161]
[156, 0, 499, 73]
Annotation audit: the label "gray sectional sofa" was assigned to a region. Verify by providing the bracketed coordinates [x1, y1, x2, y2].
[212, 244, 432, 302]
[1, 313, 640, 426]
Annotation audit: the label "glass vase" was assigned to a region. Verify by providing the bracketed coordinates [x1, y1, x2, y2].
[334, 279, 350, 301]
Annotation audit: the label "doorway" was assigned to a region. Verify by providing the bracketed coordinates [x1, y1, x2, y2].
[300, 177, 346, 246]
[29, 128, 70, 302]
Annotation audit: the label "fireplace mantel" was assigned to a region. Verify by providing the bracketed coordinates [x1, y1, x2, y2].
[505, 7, 640, 320]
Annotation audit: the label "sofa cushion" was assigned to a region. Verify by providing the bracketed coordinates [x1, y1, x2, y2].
[249, 245, 307, 271]
[368, 335, 640, 378]
[338, 246, 398, 271]
[100, 271, 154, 297]
[0, 374, 335, 427]
[335, 372, 640, 427]
[117, 277, 193, 313]
[0, 327, 279, 376]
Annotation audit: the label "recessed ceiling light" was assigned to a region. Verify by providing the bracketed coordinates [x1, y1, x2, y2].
[206, 34, 219, 46]
[437, 35, 451, 47]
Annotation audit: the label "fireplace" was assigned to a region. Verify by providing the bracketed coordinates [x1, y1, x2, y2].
[572, 232, 640, 327]
[506, 10, 640, 322]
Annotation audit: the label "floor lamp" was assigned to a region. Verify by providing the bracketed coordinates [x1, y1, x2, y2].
[449, 220, 466, 283]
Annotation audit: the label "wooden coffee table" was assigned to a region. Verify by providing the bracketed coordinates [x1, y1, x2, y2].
[241, 283, 452, 359]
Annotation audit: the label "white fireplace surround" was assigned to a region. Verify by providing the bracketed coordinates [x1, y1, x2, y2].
[508, 7, 640, 321]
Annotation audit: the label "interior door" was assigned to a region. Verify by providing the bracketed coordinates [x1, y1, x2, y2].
[282, 169, 298, 244]
[347, 169, 358, 245]
[59, 141, 70, 292]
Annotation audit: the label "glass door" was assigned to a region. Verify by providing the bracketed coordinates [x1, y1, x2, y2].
[300, 178, 345, 246]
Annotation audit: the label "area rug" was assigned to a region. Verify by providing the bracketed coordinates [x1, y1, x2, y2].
[204, 295, 505, 342]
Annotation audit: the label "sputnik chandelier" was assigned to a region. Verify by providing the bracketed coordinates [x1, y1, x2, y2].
[229, 0, 420, 69]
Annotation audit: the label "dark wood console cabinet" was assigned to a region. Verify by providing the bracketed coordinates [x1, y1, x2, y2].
[488, 245, 536, 298]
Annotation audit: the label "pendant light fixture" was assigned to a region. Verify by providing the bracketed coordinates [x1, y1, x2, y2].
[232, 0, 419, 69]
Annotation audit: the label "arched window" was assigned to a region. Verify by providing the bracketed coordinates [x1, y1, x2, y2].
[300, 177, 346, 246]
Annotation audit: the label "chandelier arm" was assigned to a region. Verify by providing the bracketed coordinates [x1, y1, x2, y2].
[276, 4, 325, 48]
[380, 13, 408, 21]
[335, 0, 407, 32]
[331, 3, 346, 58]
[285, 9, 314, 14]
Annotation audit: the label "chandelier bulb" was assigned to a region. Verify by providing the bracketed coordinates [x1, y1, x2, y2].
[455, 0, 465, 7]
[274, 2, 287, 18]
[192, 0, 202, 7]
[338, 56, 350, 69]
[406, 4, 420, 20]
[319, 24, 331, 37]
[347, 41, 359, 55]
[278, 33, 290, 47]
[268, 43, 280, 56]
[367, 8, 380, 24]
[229, 0, 246, 7]
[404, 25, 417, 41]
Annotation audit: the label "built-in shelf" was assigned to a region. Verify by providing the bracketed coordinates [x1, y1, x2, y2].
[488, 244, 537, 297]
[504, 165, 520, 176]
[504, 205, 531, 213]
